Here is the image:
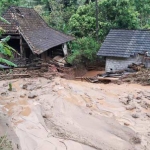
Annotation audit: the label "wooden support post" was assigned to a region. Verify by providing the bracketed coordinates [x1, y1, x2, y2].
[20, 36, 23, 58]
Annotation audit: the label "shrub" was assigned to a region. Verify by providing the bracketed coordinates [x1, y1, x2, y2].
[67, 37, 100, 65]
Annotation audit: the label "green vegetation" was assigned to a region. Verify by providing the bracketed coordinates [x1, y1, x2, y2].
[0, 135, 12, 150]
[67, 37, 100, 65]
[0, 0, 150, 65]
[0, 17, 17, 67]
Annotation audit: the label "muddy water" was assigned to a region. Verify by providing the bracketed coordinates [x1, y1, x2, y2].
[83, 70, 104, 77]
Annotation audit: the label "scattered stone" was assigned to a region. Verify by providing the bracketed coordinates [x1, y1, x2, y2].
[1, 91, 8, 96]
[136, 94, 142, 100]
[36, 85, 42, 89]
[131, 136, 141, 144]
[89, 112, 92, 115]
[28, 92, 37, 99]
[20, 92, 26, 98]
[143, 91, 150, 100]
[57, 86, 64, 90]
[86, 103, 92, 108]
[55, 82, 59, 85]
[141, 101, 150, 109]
[3, 83, 8, 87]
[26, 85, 35, 91]
[132, 113, 139, 118]
[12, 88, 17, 92]
[136, 109, 141, 113]
[126, 104, 136, 110]
[127, 94, 134, 101]
[117, 81, 121, 85]
[124, 123, 129, 126]
[22, 84, 27, 90]
[120, 98, 130, 105]
[42, 114, 47, 118]
[146, 113, 150, 118]
[22, 83, 32, 90]
[22, 82, 42, 91]
[137, 91, 143, 94]
[136, 100, 141, 104]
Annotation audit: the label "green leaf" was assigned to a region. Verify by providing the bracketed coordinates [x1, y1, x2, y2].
[0, 58, 17, 67]
[1, 36, 11, 43]
[0, 17, 10, 24]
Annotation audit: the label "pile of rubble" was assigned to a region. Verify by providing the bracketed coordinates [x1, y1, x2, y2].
[76, 63, 150, 85]
[122, 68, 150, 85]
[0, 61, 75, 81]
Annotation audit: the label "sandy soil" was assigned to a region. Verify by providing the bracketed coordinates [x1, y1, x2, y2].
[0, 77, 150, 150]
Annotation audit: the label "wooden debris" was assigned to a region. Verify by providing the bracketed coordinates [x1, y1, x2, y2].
[0, 59, 75, 80]
[97, 77, 119, 81]
[0, 74, 30, 77]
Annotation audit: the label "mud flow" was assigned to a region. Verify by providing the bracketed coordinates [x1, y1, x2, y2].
[0, 78, 150, 150]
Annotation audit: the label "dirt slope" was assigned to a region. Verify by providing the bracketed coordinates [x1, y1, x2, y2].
[0, 78, 150, 150]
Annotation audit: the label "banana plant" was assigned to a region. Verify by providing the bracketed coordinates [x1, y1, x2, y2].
[0, 17, 17, 67]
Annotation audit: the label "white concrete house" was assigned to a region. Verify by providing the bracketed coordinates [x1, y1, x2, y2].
[97, 29, 150, 72]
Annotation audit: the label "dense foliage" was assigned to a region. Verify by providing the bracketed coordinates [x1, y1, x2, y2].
[0, 0, 150, 64]
[67, 37, 100, 65]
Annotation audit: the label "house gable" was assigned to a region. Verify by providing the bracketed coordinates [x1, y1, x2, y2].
[0, 7, 75, 55]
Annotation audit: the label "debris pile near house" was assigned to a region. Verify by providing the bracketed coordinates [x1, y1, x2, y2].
[122, 68, 150, 85]
[0, 59, 75, 81]
[101, 63, 150, 85]
[76, 63, 150, 85]
[13, 57, 43, 67]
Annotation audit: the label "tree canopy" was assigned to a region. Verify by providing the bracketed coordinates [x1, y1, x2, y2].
[0, 0, 150, 64]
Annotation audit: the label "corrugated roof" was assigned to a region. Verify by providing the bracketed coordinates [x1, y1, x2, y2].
[97, 29, 150, 58]
[0, 7, 75, 54]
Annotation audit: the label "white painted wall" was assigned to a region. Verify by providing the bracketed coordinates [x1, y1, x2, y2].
[105, 55, 146, 72]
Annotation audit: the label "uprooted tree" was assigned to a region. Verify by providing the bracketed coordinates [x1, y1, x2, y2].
[0, 17, 17, 68]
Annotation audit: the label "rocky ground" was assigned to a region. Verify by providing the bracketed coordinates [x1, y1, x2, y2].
[0, 77, 150, 150]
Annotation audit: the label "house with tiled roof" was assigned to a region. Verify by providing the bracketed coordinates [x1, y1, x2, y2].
[97, 29, 150, 72]
[0, 6, 74, 64]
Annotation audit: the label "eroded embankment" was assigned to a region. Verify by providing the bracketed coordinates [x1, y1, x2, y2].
[0, 78, 150, 150]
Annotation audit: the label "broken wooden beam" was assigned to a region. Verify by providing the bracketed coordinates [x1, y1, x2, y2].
[97, 77, 119, 81]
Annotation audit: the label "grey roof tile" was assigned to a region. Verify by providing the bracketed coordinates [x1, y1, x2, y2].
[97, 29, 150, 57]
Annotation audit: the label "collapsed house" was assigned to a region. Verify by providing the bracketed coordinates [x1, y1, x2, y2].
[97, 29, 150, 72]
[0, 6, 74, 66]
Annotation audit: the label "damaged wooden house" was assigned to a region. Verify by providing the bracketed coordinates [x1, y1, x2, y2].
[97, 29, 150, 72]
[0, 6, 74, 66]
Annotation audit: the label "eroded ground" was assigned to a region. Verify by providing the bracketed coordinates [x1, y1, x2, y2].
[0, 77, 150, 150]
